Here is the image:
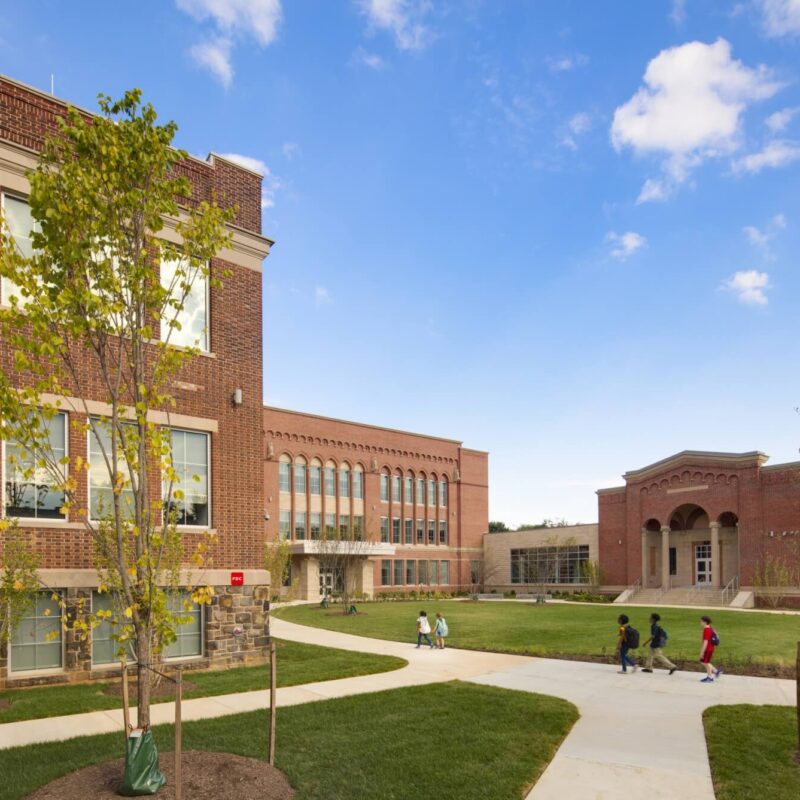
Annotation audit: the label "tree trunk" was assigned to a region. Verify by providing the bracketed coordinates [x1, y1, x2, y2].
[137, 627, 151, 729]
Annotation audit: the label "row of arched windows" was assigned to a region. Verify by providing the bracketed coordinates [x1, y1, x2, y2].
[379, 469, 448, 509]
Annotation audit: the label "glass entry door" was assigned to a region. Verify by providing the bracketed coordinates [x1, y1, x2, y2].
[695, 542, 712, 585]
[319, 569, 334, 597]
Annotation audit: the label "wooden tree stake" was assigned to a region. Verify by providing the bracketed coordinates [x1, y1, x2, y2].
[176, 667, 183, 800]
[269, 641, 277, 766]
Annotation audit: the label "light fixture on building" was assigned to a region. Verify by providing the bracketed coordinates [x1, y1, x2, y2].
[618, 539, 623, 545]
[232, 387, 243, 406]
[266, 441, 275, 459]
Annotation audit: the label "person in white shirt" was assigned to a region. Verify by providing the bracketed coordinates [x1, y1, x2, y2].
[416, 610, 434, 649]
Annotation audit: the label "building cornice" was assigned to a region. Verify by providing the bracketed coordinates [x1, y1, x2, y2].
[622, 450, 769, 483]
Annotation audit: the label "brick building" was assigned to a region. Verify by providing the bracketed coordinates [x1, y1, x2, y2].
[598, 450, 800, 596]
[263, 406, 489, 600]
[0, 75, 272, 687]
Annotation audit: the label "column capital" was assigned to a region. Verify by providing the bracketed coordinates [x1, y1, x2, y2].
[709, 521, 721, 530]
[660, 526, 671, 535]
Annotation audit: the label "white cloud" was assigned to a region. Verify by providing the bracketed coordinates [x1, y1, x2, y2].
[670, 0, 687, 24]
[731, 139, 800, 173]
[637, 178, 669, 203]
[281, 142, 300, 160]
[352, 46, 386, 69]
[177, 0, 282, 85]
[757, 0, 800, 37]
[356, 0, 432, 51]
[722, 270, 770, 305]
[569, 112, 592, 135]
[612, 39, 780, 199]
[743, 212, 786, 254]
[314, 286, 332, 307]
[189, 38, 233, 87]
[765, 106, 799, 132]
[546, 53, 589, 73]
[219, 152, 281, 209]
[606, 231, 647, 260]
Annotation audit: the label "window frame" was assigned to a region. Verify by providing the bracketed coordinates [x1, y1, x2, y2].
[164, 427, 211, 528]
[163, 590, 204, 661]
[159, 255, 211, 353]
[9, 590, 64, 674]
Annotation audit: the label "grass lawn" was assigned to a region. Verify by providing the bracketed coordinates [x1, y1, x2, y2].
[705, 705, 800, 800]
[275, 601, 799, 671]
[0, 681, 578, 800]
[0, 639, 404, 724]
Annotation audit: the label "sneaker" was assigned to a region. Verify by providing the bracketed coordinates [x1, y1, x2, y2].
[669, 668, 677, 675]
[617, 670, 628, 674]
[714, 668, 723, 677]
[415, 645, 420, 649]
[631, 664, 638, 673]
[700, 676, 714, 683]
[641, 668, 653, 673]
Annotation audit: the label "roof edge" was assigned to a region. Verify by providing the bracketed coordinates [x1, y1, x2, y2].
[623, 450, 769, 482]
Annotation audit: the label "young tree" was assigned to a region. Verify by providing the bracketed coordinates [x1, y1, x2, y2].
[316, 516, 373, 611]
[0, 90, 233, 730]
[0, 522, 41, 647]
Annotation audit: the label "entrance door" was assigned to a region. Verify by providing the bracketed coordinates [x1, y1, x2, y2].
[695, 542, 712, 585]
[319, 569, 334, 598]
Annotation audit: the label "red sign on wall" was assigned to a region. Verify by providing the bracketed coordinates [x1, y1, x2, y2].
[230, 571, 244, 586]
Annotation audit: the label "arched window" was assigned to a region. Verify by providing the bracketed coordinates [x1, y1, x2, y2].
[339, 463, 351, 498]
[325, 460, 336, 497]
[279, 454, 291, 493]
[428, 473, 437, 507]
[353, 464, 364, 499]
[391, 470, 402, 503]
[417, 473, 426, 506]
[439, 477, 448, 508]
[294, 456, 307, 494]
[380, 469, 390, 503]
[309, 458, 322, 496]
[404, 474, 413, 504]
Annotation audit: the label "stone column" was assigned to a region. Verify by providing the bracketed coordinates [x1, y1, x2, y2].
[710, 521, 721, 588]
[641, 527, 648, 588]
[661, 526, 671, 589]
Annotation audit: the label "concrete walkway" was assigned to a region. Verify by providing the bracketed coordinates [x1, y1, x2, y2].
[0, 617, 795, 800]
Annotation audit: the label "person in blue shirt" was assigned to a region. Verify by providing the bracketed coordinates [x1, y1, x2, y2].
[641, 613, 677, 675]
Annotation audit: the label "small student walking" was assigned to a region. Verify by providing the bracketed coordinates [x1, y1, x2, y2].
[616, 614, 638, 673]
[699, 615, 722, 682]
[641, 613, 677, 675]
[434, 612, 448, 649]
[416, 610, 434, 649]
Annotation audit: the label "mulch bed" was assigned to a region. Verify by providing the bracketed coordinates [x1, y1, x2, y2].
[103, 680, 199, 700]
[25, 750, 295, 800]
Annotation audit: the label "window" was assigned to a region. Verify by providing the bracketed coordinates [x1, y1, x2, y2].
[310, 512, 321, 539]
[279, 510, 291, 539]
[339, 468, 349, 498]
[392, 517, 401, 544]
[279, 462, 291, 493]
[92, 592, 135, 666]
[380, 517, 389, 543]
[406, 560, 416, 584]
[325, 467, 336, 496]
[160, 257, 208, 351]
[669, 547, 677, 576]
[416, 519, 424, 544]
[339, 514, 350, 535]
[89, 420, 134, 521]
[325, 513, 336, 533]
[427, 519, 435, 544]
[394, 560, 404, 585]
[381, 560, 391, 586]
[165, 429, 209, 526]
[391, 475, 401, 503]
[404, 518, 413, 544]
[510, 545, 590, 585]
[164, 591, 202, 659]
[5, 412, 66, 519]
[429, 560, 438, 585]
[428, 480, 436, 506]
[418, 560, 428, 584]
[440, 561, 449, 585]
[439, 521, 447, 545]
[294, 462, 307, 494]
[353, 516, 363, 539]
[380, 472, 389, 502]
[310, 465, 321, 495]
[1, 194, 37, 306]
[295, 511, 306, 540]
[353, 470, 364, 499]
[417, 478, 425, 505]
[10, 591, 62, 672]
[404, 477, 413, 504]
[440, 481, 447, 507]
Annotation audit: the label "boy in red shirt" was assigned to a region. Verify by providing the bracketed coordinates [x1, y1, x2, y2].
[699, 615, 722, 682]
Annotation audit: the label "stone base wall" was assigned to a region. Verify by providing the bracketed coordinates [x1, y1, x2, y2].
[0, 584, 271, 690]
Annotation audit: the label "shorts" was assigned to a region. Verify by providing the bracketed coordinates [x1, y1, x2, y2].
[700, 647, 715, 664]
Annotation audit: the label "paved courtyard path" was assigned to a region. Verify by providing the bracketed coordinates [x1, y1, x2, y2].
[0, 616, 795, 800]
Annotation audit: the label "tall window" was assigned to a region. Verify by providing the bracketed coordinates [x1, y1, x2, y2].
[393, 560, 404, 586]
[429, 560, 439, 585]
[92, 592, 135, 666]
[380, 516, 389, 543]
[416, 519, 424, 544]
[392, 517, 401, 544]
[160, 257, 208, 351]
[279, 510, 291, 539]
[440, 481, 447, 507]
[5, 412, 66, 519]
[279, 461, 291, 493]
[339, 467, 349, 498]
[380, 472, 389, 502]
[404, 477, 413, 504]
[10, 591, 62, 672]
[418, 560, 428, 584]
[440, 561, 449, 585]
[404, 518, 413, 544]
[165, 429, 209, 526]
[294, 460, 307, 494]
[353, 516, 363, 539]
[295, 511, 306, 540]
[339, 514, 350, 535]
[309, 465, 321, 495]
[325, 513, 336, 533]
[89, 420, 134, 521]
[439, 520, 447, 545]
[417, 478, 425, 505]
[310, 512, 321, 539]
[427, 519, 435, 544]
[325, 466, 336, 496]
[510, 545, 590, 585]
[406, 560, 416, 584]
[381, 560, 391, 585]
[1, 194, 37, 305]
[164, 591, 202, 659]
[353, 469, 364, 499]
[391, 475, 401, 503]
[428, 479, 436, 506]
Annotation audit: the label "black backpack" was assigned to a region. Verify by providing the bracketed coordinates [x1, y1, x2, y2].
[710, 629, 720, 646]
[625, 625, 640, 648]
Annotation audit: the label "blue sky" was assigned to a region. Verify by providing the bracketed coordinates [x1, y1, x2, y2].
[2, 1, 800, 526]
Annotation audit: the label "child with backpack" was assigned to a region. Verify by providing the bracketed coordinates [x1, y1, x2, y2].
[641, 613, 677, 675]
[616, 614, 639, 673]
[434, 612, 449, 649]
[416, 610, 434, 649]
[699, 615, 722, 682]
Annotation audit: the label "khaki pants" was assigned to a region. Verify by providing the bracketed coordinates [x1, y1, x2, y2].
[646, 647, 677, 671]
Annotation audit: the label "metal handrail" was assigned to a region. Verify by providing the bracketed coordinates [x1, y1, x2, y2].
[721, 575, 739, 606]
[626, 577, 642, 601]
